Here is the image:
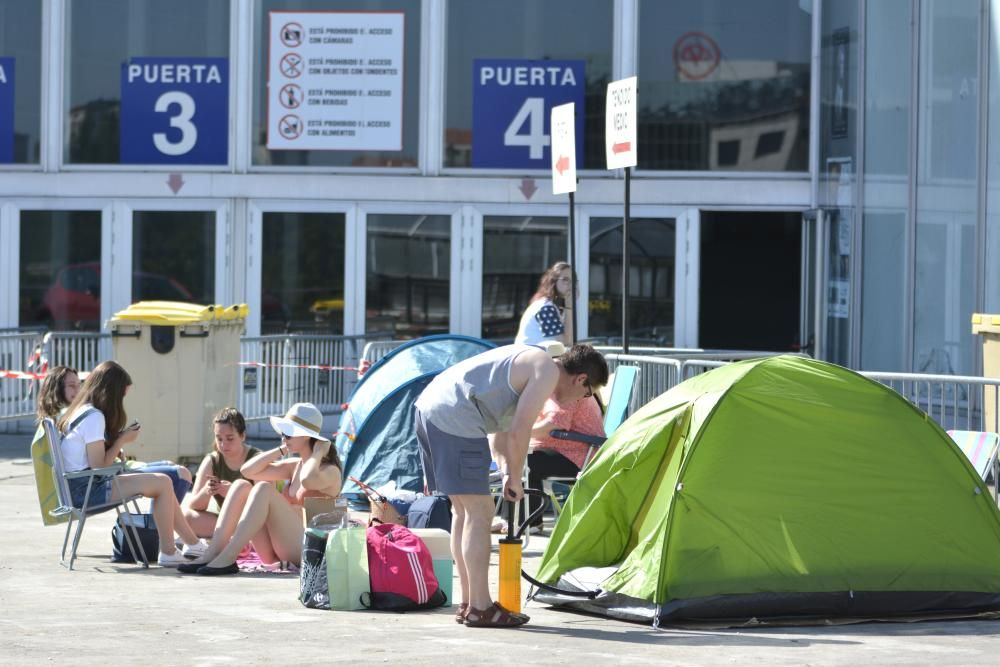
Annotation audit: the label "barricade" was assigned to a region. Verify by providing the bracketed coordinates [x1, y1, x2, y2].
[360, 339, 408, 366]
[0, 330, 45, 421]
[860, 371, 1000, 433]
[42, 331, 112, 373]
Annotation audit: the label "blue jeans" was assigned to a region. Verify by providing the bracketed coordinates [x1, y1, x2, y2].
[67, 473, 113, 509]
[128, 461, 191, 503]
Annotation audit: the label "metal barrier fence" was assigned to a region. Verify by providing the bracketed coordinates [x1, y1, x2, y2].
[603, 354, 682, 416]
[860, 371, 1000, 433]
[42, 332, 113, 373]
[360, 339, 408, 366]
[0, 330, 44, 421]
[239, 333, 390, 420]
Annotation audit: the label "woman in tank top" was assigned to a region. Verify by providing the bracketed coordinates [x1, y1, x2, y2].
[181, 408, 261, 538]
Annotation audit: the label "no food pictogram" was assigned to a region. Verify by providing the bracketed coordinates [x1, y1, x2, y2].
[280, 53, 303, 78]
[279, 83, 303, 109]
[278, 114, 302, 140]
[281, 22, 303, 48]
[673, 32, 721, 81]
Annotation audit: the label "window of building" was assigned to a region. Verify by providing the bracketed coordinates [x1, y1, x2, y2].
[588, 218, 674, 345]
[0, 1, 41, 164]
[20, 211, 103, 330]
[252, 0, 421, 168]
[445, 0, 613, 169]
[637, 0, 811, 171]
[132, 212, 215, 307]
[65, 0, 230, 164]
[366, 214, 450, 337]
[481, 216, 568, 340]
[261, 212, 345, 334]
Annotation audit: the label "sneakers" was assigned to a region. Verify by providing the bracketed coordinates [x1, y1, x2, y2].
[181, 539, 210, 560]
[157, 549, 189, 567]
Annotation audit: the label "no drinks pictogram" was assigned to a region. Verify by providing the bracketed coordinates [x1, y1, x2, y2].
[278, 114, 302, 140]
[279, 83, 302, 109]
[280, 22, 303, 48]
[280, 53, 303, 78]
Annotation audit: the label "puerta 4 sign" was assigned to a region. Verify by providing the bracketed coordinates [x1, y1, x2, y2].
[120, 57, 229, 164]
[472, 59, 584, 169]
[0, 57, 13, 163]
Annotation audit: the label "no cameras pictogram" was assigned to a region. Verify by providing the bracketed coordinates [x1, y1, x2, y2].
[280, 22, 303, 48]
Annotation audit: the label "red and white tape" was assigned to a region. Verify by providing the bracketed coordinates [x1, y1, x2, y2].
[0, 370, 47, 380]
[238, 361, 358, 372]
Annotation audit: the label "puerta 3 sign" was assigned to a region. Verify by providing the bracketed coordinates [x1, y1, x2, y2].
[472, 59, 584, 169]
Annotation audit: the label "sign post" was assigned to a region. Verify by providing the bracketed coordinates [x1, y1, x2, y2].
[605, 76, 637, 353]
[551, 102, 577, 343]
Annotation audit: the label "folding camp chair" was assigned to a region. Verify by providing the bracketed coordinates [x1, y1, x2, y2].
[42, 418, 150, 570]
[542, 365, 639, 519]
[946, 429, 1000, 504]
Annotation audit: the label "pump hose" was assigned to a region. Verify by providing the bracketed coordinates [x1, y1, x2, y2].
[512, 488, 599, 599]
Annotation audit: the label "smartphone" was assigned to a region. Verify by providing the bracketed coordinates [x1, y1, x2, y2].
[122, 419, 140, 433]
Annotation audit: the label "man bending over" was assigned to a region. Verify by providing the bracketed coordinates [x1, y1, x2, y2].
[414, 343, 608, 628]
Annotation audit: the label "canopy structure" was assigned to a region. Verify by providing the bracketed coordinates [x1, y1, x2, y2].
[336, 335, 495, 497]
[534, 355, 1000, 625]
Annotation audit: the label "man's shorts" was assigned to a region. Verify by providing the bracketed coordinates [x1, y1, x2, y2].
[415, 409, 491, 496]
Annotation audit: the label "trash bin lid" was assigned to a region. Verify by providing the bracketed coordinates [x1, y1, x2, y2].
[972, 313, 1000, 335]
[110, 301, 246, 326]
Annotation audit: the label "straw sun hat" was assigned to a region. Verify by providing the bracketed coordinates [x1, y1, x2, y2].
[269, 402, 330, 442]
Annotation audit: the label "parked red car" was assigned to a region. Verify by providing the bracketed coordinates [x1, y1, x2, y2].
[37, 262, 194, 328]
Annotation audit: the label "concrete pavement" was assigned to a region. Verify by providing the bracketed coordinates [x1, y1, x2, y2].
[1, 431, 1000, 666]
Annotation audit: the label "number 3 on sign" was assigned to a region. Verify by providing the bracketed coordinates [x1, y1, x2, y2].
[153, 91, 197, 156]
[504, 97, 550, 160]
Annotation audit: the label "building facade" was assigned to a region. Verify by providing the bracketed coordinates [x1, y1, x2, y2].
[0, 0, 997, 376]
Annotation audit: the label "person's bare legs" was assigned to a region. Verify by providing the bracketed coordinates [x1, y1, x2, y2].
[451, 494, 495, 611]
[181, 508, 221, 539]
[112, 473, 191, 553]
[450, 499, 470, 607]
[203, 483, 303, 568]
[185, 479, 254, 565]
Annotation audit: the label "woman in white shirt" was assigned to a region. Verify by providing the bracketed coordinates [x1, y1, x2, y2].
[515, 261, 574, 347]
[57, 360, 202, 567]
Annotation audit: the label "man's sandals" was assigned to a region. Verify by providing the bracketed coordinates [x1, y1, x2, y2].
[461, 602, 530, 628]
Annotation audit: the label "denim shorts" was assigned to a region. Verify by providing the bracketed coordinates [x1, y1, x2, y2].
[415, 410, 491, 496]
[67, 473, 113, 509]
[129, 462, 191, 502]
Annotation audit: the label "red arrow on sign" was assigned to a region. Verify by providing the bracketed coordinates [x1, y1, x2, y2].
[612, 142, 632, 154]
[555, 155, 570, 175]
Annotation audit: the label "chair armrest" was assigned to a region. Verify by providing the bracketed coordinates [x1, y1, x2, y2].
[63, 463, 126, 479]
[550, 430, 605, 447]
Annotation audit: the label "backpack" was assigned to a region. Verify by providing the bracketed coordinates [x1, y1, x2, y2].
[362, 523, 447, 611]
[406, 494, 452, 532]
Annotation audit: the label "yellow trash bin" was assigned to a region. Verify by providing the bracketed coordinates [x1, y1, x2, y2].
[972, 313, 1000, 432]
[109, 301, 248, 462]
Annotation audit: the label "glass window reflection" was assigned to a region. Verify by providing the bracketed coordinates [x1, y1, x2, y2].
[261, 212, 345, 334]
[366, 214, 450, 337]
[19, 211, 102, 330]
[482, 216, 567, 340]
[65, 0, 229, 164]
[588, 218, 674, 345]
[0, 1, 42, 164]
[132, 211, 215, 307]
[637, 0, 811, 171]
[445, 0, 613, 169]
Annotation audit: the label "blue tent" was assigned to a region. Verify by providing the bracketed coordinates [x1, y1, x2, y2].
[336, 335, 495, 498]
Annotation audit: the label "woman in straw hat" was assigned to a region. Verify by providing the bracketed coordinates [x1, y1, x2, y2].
[179, 402, 342, 575]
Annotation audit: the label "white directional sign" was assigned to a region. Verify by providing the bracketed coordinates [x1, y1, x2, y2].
[550, 102, 576, 194]
[605, 76, 637, 169]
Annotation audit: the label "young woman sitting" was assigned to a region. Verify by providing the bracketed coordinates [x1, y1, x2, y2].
[57, 361, 202, 566]
[178, 402, 342, 575]
[181, 407, 261, 538]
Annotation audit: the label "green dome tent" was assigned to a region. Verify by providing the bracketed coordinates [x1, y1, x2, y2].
[533, 355, 1000, 625]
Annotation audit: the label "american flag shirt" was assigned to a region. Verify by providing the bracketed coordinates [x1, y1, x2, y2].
[515, 298, 565, 344]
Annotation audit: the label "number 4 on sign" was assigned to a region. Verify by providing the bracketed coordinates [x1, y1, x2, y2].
[504, 97, 550, 159]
